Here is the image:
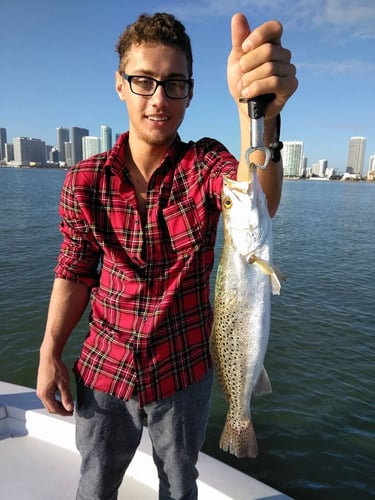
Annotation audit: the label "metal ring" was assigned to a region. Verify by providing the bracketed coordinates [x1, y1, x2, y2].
[243, 146, 271, 170]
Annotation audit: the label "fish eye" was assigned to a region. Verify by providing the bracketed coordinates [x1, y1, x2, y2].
[223, 197, 232, 209]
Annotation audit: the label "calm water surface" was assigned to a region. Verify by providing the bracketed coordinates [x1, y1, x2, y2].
[0, 168, 374, 499]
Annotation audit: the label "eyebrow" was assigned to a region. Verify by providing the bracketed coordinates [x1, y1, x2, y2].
[127, 69, 189, 80]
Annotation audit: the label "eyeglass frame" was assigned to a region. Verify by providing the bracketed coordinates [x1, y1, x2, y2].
[121, 73, 193, 99]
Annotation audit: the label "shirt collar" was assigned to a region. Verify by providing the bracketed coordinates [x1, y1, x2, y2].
[105, 132, 184, 178]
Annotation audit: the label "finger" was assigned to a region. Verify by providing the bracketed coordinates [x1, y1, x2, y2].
[59, 386, 74, 414]
[240, 44, 291, 73]
[38, 385, 74, 416]
[243, 20, 283, 52]
[230, 13, 251, 59]
[46, 396, 73, 416]
[247, 70, 298, 100]
[262, 74, 299, 117]
[241, 57, 295, 90]
[42, 391, 70, 415]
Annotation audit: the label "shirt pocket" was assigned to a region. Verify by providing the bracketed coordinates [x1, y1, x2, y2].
[162, 199, 204, 253]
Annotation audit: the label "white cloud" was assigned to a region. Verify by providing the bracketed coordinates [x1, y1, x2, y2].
[311, 0, 375, 38]
[157, 0, 375, 38]
[298, 59, 375, 76]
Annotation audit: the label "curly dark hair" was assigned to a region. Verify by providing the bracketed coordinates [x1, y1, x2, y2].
[116, 12, 193, 77]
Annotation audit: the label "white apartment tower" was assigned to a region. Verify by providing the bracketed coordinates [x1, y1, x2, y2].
[82, 136, 101, 160]
[281, 141, 304, 177]
[368, 155, 375, 172]
[101, 125, 112, 152]
[346, 136, 366, 177]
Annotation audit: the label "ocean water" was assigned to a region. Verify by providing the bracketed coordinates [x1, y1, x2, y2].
[0, 167, 374, 499]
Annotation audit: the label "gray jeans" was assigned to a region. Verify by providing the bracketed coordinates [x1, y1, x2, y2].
[75, 369, 213, 500]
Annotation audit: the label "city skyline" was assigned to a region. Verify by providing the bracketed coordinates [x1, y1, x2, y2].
[2, 123, 373, 179]
[1, 1, 374, 172]
[1, 100, 373, 176]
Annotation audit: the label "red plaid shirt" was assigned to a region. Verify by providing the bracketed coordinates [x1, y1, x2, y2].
[55, 133, 237, 406]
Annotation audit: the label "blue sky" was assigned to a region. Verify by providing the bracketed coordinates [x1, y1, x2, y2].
[1, 0, 374, 173]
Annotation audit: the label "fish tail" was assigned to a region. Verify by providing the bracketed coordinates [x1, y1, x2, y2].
[219, 416, 258, 459]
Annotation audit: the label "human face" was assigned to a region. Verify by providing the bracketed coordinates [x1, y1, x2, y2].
[115, 43, 193, 149]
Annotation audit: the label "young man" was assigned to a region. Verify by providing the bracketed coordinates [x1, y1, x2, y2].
[37, 12, 297, 500]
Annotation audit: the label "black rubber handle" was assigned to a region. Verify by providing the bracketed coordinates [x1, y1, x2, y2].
[239, 93, 275, 119]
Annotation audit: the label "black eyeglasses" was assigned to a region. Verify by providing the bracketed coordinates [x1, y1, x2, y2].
[121, 73, 193, 99]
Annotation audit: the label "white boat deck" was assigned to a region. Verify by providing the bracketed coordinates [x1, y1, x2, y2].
[0, 381, 291, 499]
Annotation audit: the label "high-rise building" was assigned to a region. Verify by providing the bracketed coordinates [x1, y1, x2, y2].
[346, 137, 366, 177]
[368, 155, 375, 182]
[71, 127, 89, 165]
[49, 148, 59, 163]
[101, 125, 112, 152]
[5, 143, 14, 162]
[56, 127, 69, 163]
[65, 142, 73, 167]
[318, 159, 328, 177]
[281, 141, 304, 177]
[13, 137, 46, 166]
[0, 127, 7, 160]
[369, 155, 375, 173]
[82, 136, 101, 159]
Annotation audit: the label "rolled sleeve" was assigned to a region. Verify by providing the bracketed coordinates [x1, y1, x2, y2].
[55, 173, 101, 288]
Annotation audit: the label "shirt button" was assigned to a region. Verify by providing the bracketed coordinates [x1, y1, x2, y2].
[143, 315, 148, 322]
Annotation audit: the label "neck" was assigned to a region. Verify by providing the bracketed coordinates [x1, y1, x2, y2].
[127, 135, 175, 180]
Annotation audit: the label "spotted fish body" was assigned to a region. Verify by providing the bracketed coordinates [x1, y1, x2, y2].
[211, 170, 280, 459]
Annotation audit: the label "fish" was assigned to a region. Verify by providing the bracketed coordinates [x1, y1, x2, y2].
[210, 169, 282, 459]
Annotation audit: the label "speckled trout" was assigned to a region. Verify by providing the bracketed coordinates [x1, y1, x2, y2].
[211, 170, 282, 459]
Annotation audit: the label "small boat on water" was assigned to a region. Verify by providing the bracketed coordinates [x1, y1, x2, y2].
[0, 381, 292, 499]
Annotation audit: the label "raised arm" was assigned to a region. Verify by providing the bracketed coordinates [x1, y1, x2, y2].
[227, 13, 298, 216]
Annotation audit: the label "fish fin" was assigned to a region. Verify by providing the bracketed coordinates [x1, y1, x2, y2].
[270, 271, 282, 295]
[253, 366, 272, 396]
[248, 255, 284, 295]
[219, 416, 258, 459]
[271, 266, 286, 295]
[274, 265, 286, 282]
[248, 254, 274, 274]
[210, 333, 228, 396]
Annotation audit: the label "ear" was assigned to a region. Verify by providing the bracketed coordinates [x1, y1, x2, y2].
[115, 71, 126, 102]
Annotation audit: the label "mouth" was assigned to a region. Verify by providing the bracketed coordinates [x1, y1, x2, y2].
[147, 115, 169, 123]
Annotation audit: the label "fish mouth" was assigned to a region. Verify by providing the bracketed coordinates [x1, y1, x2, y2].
[223, 176, 252, 204]
[223, 176, 250, 194]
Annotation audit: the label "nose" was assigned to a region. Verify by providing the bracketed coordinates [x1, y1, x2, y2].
[150, 83, 168, 104]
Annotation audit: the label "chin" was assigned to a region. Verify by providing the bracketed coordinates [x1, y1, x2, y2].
[143, 131, 177, 147]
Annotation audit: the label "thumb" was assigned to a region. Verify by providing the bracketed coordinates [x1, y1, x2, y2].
[59, 383, 74, 413]
[60, 390, 74, 413]
[229, 13, 251, 62]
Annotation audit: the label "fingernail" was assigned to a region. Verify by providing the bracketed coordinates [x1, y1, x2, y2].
[242, 39, 253, 52]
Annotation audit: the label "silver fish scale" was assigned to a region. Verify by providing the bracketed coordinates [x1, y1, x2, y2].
[211, 171, 274, 459]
